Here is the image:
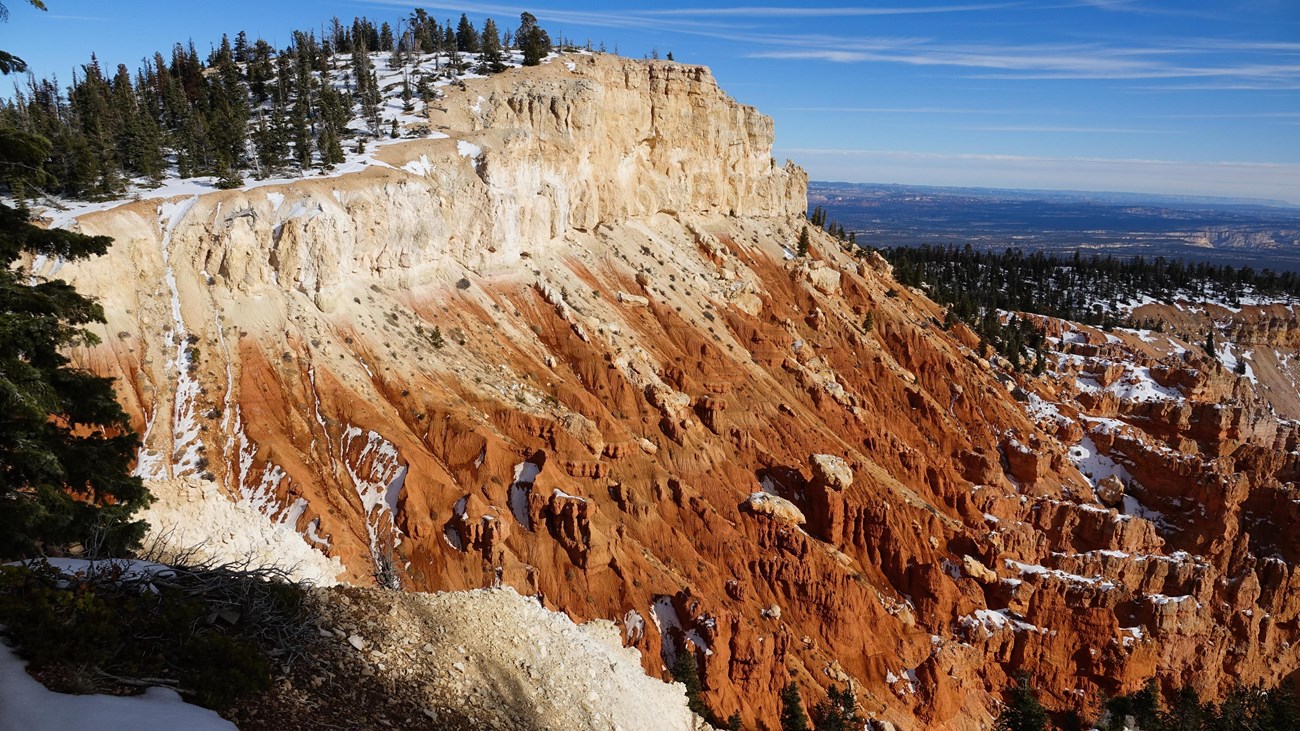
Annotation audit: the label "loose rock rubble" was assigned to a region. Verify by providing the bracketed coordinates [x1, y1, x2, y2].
[228, 585, 710, 731]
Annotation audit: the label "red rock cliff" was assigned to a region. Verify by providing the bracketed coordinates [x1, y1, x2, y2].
[46, 54, 1300, 729]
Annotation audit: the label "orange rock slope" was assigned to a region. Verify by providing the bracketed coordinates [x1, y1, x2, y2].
[46, 54, 1300, 729]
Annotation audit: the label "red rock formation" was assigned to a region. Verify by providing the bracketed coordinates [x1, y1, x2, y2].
[50, 54, 1300, 729]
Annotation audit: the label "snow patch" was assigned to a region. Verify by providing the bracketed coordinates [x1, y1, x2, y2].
[402, 154, 434, 177]
[509, 460, 541, 530]
[457, 140, 483, 159]
[0, 635, 236, 731]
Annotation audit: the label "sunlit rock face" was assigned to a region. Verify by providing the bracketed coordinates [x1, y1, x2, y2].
[53, 54, 1300, 728]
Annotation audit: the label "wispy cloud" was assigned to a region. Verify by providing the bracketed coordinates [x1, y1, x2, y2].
[772, 106, 1053, 114]
[1070, 0, 1137, 9]
[361, 0, 715, 34]
[750, 39, 1300, 83]
[1144, 111, 1300, 119]
[1048, 0, 1231, 21]
[364, 0, 1300, 87]
[635, 4, 1018, 18]
[775, 147, 1300, 203]
[955, 125, 1169, 132]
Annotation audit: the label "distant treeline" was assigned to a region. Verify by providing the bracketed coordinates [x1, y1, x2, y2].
[0, 10, 556, 199]
[808, 206, 1300, 369]
[881, 245, 1300, 328]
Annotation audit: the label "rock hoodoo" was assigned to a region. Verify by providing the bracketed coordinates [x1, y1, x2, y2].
[44, 53, 1300, 728]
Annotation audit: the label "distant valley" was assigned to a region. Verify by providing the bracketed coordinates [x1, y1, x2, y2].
[812, 181, 1300, 270]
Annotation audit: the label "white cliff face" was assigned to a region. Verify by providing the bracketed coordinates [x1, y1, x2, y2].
[53, 54, 807, 584]
[71, 55, 803, 306]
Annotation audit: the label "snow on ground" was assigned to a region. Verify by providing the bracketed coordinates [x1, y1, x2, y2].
[456, 140, 483, 158]
[1005, 559, 1117, 590]
[1067, 435, 1132, 487]
[1216, 343, 1259, 383]
[0, 636, 236, 731]
[958, 608, 1047, 639]
[1093, 289, 1300, 318]
[509, 460, 541, 530]
[340, 426, 406, 570]
[401, 154, 434, 176]
[444, 496, 468, 551]
[1107, 365, 1182, 402]
[650, 596, 681, 644]
[5, 558, 174, 584]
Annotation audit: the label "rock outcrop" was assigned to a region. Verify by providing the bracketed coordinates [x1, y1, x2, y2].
[42, 54, 1300, 728]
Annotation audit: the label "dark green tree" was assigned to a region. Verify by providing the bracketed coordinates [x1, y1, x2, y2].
[1161, 686, 1205, 731]
[1107, 671, 1170, 728]
[479, 18, 505, 73]
[797, 226, 810, 257]
[779, 683, 810, 731]
[670, 650, 710, 721]
[0, 1, 151, 557]
[996, 675, 1049, 731]
[455, 13, 480, 53]
[109, 64, 164, 182]
[517, 12, 551, 66]
[812, 685, 863, 731]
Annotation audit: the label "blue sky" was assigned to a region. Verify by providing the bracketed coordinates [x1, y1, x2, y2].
[7, 0, 1300, 203]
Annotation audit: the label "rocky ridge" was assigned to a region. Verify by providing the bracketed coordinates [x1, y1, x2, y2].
[39, 53, 1300, 728]
[229, 585, 710, 731]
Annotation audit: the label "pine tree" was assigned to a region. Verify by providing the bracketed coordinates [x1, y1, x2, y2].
[1160, 686, 1206, 731]
[70, 54, 121, 195]
[779, 683, 810, 731]
[379, 22, 394, 52]
[996, 675, 1049, 731]
[288, 58, 313, 169]
[1205, 328, 1216, 356]
[812, 685, 863, 731]
[246, 39, 275, 104]
[670, 651, 710, 721]
[0, 0, 45, 73]
[517, 12, 551, 66]
[207, 55, 250, 179]
[456, 13, 480, 53]
[479, 18, 505, 73]
[0, 204, 153, 557]
[797, 226, 810, 257]
[0, 3, 152, 555]
[109, 63, 164, 182]
[444, 23, 460, 71]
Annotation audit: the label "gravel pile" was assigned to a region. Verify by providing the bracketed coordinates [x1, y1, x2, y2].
[229, 585, 711, 731]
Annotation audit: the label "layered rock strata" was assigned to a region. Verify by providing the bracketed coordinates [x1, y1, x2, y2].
[42, 54, 1300, 728]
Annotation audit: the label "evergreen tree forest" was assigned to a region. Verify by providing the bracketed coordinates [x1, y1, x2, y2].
[998, 675, 1300, 731]
[0, 10, 556, 201]
[882, 245, 1300, 331]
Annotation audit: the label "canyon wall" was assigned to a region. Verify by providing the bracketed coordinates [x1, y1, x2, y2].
[43, 54, 1300, 729]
